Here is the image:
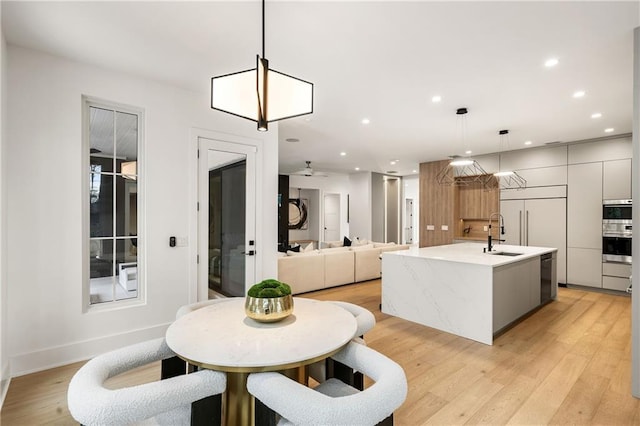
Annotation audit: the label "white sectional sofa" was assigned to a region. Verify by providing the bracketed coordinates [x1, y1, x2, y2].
[277, 242, 411, 295]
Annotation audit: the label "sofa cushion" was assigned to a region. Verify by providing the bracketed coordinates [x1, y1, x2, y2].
[350, 243, 375, 251]
[327, 241, 344, 248]
[278, 253, 324, 294]
[324, 250, 355, 287]
[354, 247, 383, 282]
[373, 242, 396, 248]
[287, 249, 320, 256]
[343, 236, 352, 247]
[319, 246, 351, 253]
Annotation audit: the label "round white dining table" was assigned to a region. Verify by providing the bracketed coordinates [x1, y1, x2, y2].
[165, 297, 358, 426]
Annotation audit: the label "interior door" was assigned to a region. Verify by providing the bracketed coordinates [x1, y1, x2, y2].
[500, 199, 524, 245]
[323, 193, 340, 242]
[199, 137, 256, 299]
[405, 199, 414, 244]
[525, 198, 567, 284]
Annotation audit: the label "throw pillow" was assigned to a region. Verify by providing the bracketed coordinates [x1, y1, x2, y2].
[328, 241, 344, 248]
[289, 244, 301, 252]
[343, 236, 352, 247]
[351, 237, 370, 246]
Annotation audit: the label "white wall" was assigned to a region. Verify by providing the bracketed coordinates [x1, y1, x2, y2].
[348, 172, 372, 240]
[6, 46, 278, 376]
[288, 174, 350, 243]
[0, 2, 9, 403]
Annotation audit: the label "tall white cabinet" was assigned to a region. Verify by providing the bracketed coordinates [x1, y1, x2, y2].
[500, 196, 567, 284]
[567, 162, 603, 288]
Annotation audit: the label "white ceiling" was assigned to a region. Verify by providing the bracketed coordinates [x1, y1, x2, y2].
[3, 1, 638, 176]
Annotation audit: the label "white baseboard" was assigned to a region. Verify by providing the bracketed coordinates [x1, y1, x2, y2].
[10, 323, 171, 377]
[0, 362, 11, 409]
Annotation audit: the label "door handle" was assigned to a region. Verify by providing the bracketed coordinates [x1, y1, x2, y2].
[244, 250, 255, 256]
[525, 210, 529, 246]
[518, 211, 522, 245]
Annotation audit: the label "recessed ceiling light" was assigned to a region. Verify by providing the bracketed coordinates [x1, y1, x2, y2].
[465, 150, 472, 155]
[355, 167, 360, 171]
[573, 90, 586, 98]
[412, 169, 417, 173]
[544, 58, 559, 67]
[340, 152, 347, 156]
[591, 112, 602, 119]
[524, 140, 533, 145]
[432, 95, 442, 103]
[361, 118, 370, 125]
[390, 161, 396, 165]
[285, 138, 300, 143]
[605, 128, 614, 133]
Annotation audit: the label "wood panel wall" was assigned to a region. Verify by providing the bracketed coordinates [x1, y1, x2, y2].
[419, 161, 499, 247]
[419, 160, 455, 247]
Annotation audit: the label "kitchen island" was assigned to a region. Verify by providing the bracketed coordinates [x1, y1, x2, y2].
[381, 242, 557, 345]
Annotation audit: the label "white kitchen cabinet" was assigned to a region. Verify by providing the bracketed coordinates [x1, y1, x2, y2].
[568, 136, 632, 164]
[493, 256, 541, 332]
[603, 276, 631, 292]
[603, 159, 631, 200]
[500, 145, 567, 171]
[602, 262, 632, 292]
[500, 198, 566, 283]
[567, 162, 602, 249]
[567, 247, 602, 287]
[515, 165, 568, 187]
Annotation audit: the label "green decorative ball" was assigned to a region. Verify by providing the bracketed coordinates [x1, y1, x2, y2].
[247, 279, 292, 298]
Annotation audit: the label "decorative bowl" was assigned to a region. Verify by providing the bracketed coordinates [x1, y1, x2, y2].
[245, 294, 294, 323]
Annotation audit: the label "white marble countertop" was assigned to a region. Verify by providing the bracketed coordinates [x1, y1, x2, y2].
[165, 297, 357, 371]
[384, 242, 556, 267]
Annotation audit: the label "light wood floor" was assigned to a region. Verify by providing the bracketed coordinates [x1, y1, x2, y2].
[2, 280, 639, 425]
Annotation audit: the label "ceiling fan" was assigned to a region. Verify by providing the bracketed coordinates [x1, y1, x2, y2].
[290, 161, 328, 177]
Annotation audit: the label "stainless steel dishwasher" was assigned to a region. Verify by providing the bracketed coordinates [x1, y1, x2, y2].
[540, 253, 553, 304]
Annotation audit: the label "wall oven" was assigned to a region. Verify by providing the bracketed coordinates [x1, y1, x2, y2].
[602, 199, 632, 264]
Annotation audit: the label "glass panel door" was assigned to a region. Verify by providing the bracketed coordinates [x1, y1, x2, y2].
[208, 158, 246, 296]
[199, 137, 256, 300]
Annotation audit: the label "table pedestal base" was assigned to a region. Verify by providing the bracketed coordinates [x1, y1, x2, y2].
[223, 367, 307, 426]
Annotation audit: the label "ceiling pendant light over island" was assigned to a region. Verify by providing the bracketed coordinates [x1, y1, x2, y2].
[210, 0, 313, 131]
[436, 107, 490, 186]
[491, 129, 526, 190]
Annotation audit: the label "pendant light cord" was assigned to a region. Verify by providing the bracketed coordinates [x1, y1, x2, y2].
[262, 0, 266, 58]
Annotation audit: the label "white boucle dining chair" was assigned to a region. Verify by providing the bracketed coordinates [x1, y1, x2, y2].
[67, 337, 226, 426]
[247, 340, 407, 426]
[162, 297, 231, 379]
[308, 301, 376, 390]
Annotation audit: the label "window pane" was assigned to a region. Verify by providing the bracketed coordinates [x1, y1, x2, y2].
[116, 239, 137, 300]
[89, 239, 115, 304]
[89, 174, 113, 237]
[116, 111, 138, 166]
[115, 176, 137, 237]
[89, 107, 114, 173]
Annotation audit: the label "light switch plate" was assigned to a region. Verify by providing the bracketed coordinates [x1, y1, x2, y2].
[483, 226, 488, 232]
[441, 225, 449, 231]
[427, 225, 435, 231]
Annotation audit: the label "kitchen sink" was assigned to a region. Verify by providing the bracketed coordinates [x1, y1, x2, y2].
[488, 251, 523, 257]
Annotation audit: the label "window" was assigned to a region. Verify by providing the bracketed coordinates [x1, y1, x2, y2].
[85, 98, 142, 306]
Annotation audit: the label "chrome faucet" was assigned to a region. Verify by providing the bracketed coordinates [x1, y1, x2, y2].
[487, 212, 505, 252]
